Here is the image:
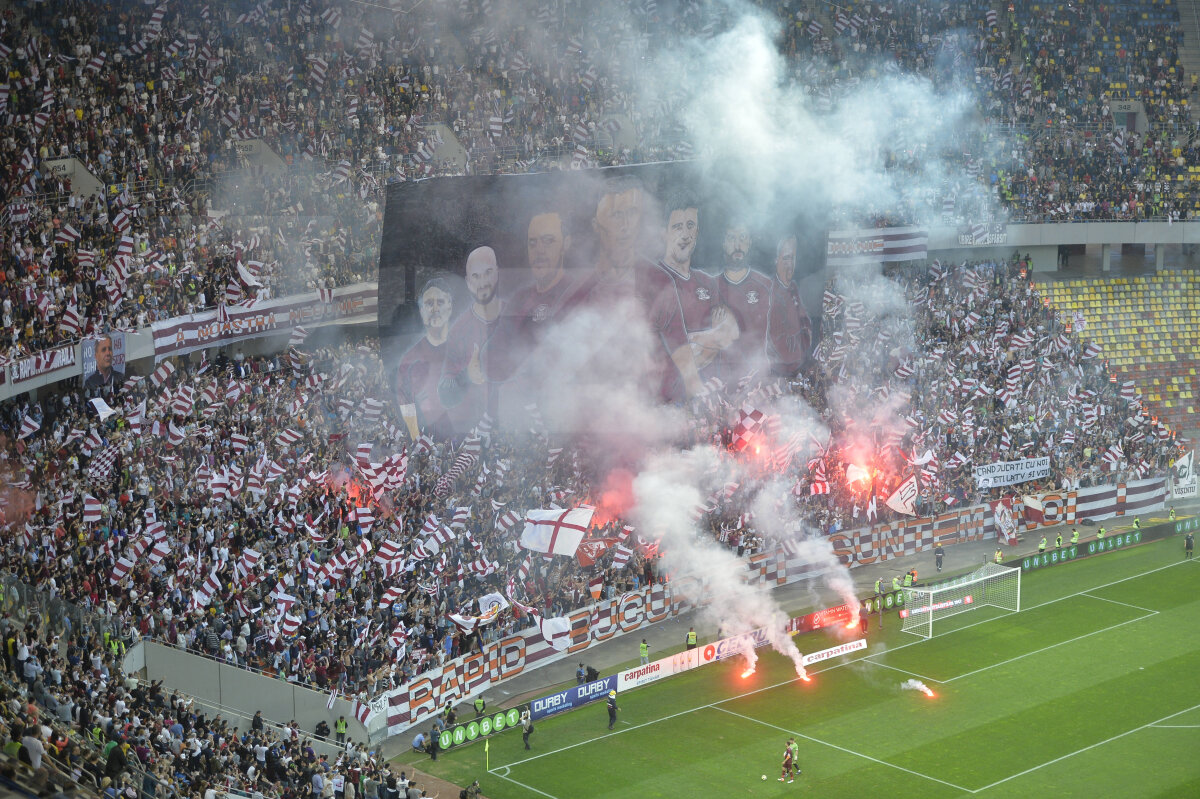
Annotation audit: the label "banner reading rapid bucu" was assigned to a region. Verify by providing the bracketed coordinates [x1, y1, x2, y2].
[974, 456, 1051, 488]
[151, 284, 377, 361]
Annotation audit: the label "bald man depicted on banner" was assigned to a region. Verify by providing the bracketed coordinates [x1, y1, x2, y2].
[441, 246, 504, 433]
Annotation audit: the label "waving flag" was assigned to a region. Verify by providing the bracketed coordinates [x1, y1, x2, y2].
[17, 415, 40, 440]
[83, 495, 102, 523]
[519, 507, 594, 556]
[885, 475, 919, 516]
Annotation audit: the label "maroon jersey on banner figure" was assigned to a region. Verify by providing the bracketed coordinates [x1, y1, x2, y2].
[440, 246, 503, 433]
[766, 235, 812, 377]
[715, 221, 772, 382]
[395, 277, 454, 439]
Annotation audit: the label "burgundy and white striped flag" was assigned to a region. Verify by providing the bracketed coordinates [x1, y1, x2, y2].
[54, 224, 80, 245]
[378, 585, 405, 608]
[109, 556, 136, 584]
[82, 495, 102, 523]
[150, 360, 176, 388]
[59, 302, 82, 336]
[610, 543, 634, 571]
[17, 415, 40, 440]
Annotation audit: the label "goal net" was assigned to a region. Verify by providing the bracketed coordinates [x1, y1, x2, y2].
[900, 562, 1021, 639]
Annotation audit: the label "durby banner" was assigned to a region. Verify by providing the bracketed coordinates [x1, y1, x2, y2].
[973, 456, 1051, 488]
[529, 675, 617, 722]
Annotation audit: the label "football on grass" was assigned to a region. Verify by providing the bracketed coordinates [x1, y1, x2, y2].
[761, 775, 766, 780]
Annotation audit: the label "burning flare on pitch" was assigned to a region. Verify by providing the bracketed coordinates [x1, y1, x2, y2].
[902, 678, 935, 698]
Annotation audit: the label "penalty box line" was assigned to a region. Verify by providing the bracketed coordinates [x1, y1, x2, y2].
[943, 609, 1158, 683]
[709, 705, 975, 794]
[970, 701, 1200, 793]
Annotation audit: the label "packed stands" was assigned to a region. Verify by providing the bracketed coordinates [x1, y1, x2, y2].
[0, 0, 1194, 795]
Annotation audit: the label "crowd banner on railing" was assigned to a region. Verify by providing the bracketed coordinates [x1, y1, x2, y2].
[1170, 451, 1197, 500]
[151, 283, 378, 361]
[1017, 477, 1166, 529]
[825, 226, 928, 266]
[974, 456, 1051, 488]
[9, 343, 77, 384]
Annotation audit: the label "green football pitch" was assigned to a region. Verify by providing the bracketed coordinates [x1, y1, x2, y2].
[395, 538, 1200, 798]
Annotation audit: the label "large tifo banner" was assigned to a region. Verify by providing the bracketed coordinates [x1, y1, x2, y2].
[151, 283, 377, 360]
[374, 476, 1164, 739]
[376, 163, 829, 439]
[974, 456, 1051, 488]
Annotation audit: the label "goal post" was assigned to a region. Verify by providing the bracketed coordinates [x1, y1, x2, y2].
[900, 562, 1021, 639]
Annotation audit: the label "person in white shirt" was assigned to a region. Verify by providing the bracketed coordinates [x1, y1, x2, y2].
[21, 728, 45, 770]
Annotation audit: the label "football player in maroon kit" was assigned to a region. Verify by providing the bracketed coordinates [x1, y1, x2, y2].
[766, 234, 812, 377]
[482, 205, 578, 421]
[439, 246, 504, 433]
[655, 192, 738, 393]
[715, 221, 772, 383]
[394, 277, 454, 439]
[561, 176, 706, 400]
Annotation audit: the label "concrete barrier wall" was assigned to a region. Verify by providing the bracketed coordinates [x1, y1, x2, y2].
[138, 640, 370, 745]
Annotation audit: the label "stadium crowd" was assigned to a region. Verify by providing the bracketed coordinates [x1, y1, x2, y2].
[0, 0, 1193, 796]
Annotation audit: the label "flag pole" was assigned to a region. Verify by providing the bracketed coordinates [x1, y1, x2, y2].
[485, 736, 489, 771]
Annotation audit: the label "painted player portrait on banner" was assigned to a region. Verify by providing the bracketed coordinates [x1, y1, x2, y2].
[378, 163, 826, 439]
[81, 331, 126, 393]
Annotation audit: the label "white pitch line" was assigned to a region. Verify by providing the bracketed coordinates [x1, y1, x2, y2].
[1142, 719, 1200, 729]
[860, 657, 946, 684]
[709, 705, 974, 794]
[944, 611, 1157, 683]
[970, 702, 1200, 793]
[487, 768, 561, 799]
[1079, 592, 1159, 614]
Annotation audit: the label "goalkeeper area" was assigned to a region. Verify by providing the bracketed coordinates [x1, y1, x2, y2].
[900, 562, 1021, 639]
[395, 536, 1200, 798]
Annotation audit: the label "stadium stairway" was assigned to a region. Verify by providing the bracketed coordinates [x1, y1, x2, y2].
[1038, 272, 1200, 432]
[1180, 0, 1200, 123]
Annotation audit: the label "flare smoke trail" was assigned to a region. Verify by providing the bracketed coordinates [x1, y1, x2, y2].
[902, 678, 936, 697]
[631, 447, 808, 678]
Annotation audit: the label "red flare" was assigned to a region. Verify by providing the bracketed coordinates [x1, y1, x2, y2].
[923, 688, 935, 698]
[741, 668, 756, 679]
